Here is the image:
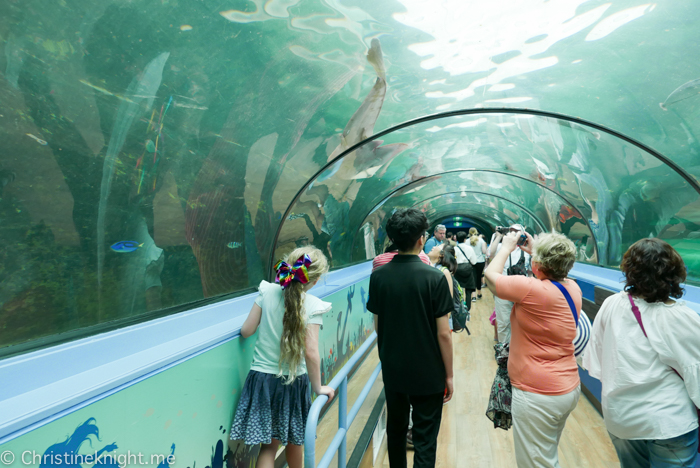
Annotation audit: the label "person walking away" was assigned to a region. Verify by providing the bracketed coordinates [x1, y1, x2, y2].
[485, 232, 581, 468]
[445, 232, 457, 247]
[437, 245, 470, 332]
[373, 242, 432, 271]
[373, 241, 433, 448]
[423, 224, 446, 254]
[468, 228, 488, 301]
[230, 247, 335, 468]
[583, 238, 700, 467]
[488, 225, 531, 343]
[368, 208, 454, 468]
[454, 231, 477, 304]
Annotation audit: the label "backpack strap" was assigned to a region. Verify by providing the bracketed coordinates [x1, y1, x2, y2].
[550, 280, 578, 327]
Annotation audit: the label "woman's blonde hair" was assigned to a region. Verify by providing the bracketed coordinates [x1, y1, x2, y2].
[531, 232, 576, 280]
[469, 227, 479, 246]
[279, 246, 329, 383]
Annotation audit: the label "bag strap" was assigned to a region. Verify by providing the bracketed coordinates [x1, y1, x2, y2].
[628, 294, 686, 382]
[550, 280, 578, 327]
[627, 293, 648, 337]
[456, 245, 469, 264]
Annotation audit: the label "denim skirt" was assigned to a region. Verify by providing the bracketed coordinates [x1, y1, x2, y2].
[229, 370, 312, 446]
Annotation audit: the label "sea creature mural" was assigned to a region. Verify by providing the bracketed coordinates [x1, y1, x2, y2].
[36, 418, 246, 468]
[360, 286, 368, 314]
[39, 418, 118, 468]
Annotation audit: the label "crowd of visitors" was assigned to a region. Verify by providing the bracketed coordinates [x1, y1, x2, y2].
[228, 209, 700, 468]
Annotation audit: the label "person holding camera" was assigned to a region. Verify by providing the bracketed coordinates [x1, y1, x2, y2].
[485, 231, 582, 468]
[488, 224, 531, 343]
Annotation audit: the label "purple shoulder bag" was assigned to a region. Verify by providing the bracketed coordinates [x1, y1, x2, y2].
[628, 293, 700, 452]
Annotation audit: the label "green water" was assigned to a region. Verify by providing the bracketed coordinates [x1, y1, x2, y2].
[1, 0, 700, 351]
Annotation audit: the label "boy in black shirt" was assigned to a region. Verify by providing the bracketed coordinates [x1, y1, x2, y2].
[367, 209, 454, 468]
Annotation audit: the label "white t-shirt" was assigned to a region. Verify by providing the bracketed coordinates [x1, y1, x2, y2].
[455, 242, 477, 265]
[250, 280, 332, 376]
[583, 291, 700, 439]
[470, 238, 487, 263]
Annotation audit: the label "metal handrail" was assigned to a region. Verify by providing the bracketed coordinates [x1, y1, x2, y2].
[304, 332, 382, 468]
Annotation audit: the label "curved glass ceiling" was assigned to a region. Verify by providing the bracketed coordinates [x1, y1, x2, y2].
[276, 111, 698, 272]
[3, 0, 700, 351]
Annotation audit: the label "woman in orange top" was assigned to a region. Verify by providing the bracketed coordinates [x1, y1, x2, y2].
[484, 231, 581, 468]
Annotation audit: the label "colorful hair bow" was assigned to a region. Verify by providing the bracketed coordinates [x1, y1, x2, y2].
[274, 254, 312, 289]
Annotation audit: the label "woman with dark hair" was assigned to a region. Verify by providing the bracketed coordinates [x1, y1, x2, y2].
[438, 245, 458, 276]
[584, 238, 700, 467]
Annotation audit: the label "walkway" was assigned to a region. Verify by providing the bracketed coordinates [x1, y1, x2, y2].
[380, 289, 621, 467]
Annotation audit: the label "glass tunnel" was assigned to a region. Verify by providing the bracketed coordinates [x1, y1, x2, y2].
[2, 0, 700, 352]
[2, 0, 700, 464]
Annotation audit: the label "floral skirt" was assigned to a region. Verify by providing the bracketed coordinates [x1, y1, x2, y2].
[230, 370, 312, 446]
[486, 343, 512, 430]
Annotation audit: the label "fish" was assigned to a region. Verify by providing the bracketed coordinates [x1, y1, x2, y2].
[660, 78, 700, 110]
[145, 139, 156, 152]
[227, 242, 242, 249]
[173, 101, 208, 110]
[79, 79, 135, 103]
[180, 25, 193, 31]
[110, 241, 144, 253]
[287, 213, 307, 220]
[26, 133, 48, 145]
[327, 38, 387, 162]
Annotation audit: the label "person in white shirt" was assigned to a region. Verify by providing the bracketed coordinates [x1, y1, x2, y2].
[583, 238, 700, 467]
[454, 231, 477, 301]
[468, 228, 488, 301]
[487, 224, 531, 343]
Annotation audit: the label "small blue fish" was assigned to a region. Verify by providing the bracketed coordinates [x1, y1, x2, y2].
[110, 241, 143, 253]
[227, 242, 242, 249]
[287, 213, 306, 220]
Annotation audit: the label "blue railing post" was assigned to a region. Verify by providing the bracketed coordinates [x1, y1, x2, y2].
[338, 377, 348, 468]
[304, 332, 380, 468]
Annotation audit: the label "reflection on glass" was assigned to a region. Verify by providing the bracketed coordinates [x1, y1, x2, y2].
[3, 0, 700, 353]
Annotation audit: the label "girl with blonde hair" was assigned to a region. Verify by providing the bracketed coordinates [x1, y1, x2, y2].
[230, 246, 335, 468]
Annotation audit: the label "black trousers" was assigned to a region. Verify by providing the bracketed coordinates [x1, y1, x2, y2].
[384, 389, 444, 468]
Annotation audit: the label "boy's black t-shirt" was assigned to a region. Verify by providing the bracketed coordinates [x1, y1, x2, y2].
[367, 254, 453, 395]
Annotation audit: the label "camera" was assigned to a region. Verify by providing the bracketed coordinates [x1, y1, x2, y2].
[496, 226, 508, 235]
[517, 234, 528, 246]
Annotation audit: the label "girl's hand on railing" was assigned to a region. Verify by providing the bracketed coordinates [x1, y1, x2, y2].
[317, 386, 335, 401]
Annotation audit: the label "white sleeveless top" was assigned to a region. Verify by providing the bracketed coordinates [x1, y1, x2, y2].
[250, 281, 332, 376]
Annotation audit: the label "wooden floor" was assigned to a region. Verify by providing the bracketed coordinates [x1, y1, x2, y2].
[313, 289, 621, 467]
[380, 290, 621, 468]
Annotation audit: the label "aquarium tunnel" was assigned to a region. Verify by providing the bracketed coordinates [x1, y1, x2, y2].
[1, 0, 700, 466]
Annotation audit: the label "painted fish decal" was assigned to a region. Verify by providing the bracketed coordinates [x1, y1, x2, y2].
[110, 241, 143, 253]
